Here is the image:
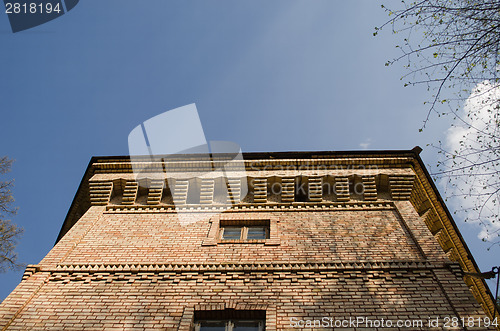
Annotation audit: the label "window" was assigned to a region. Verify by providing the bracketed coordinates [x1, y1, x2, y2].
[221, 227, 243, 240]
[194, 309, 266, 331]
[194, 320, 264, 331]
[246, 227, 267, 240]
[220, 223, 269, 241]
[202, 216, 280, 246]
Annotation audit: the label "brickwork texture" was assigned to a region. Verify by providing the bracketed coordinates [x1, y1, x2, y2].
[0, 151, 497, 330]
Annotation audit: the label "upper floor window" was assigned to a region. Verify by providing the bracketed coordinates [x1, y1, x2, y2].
[220, 223, 269, 241]
[193, 309, 266, 331]
[202, 216, 280, 246]
[194, 320, 264, 331]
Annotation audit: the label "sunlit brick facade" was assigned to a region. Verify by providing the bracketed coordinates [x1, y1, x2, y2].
[0, 150, 497, 330]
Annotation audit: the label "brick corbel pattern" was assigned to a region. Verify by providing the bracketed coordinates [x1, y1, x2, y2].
[308, 177, 322, 202]
[105, 201, 395, 213]
[91, 174, 422, 209]
[200, 179, 214, 204]
[48, 260, 439, 274]
[122, 180, 139, 205]
[280, 177, 295, 203]
[362, 176, 377, 201]
[173, 180, 189, 205]
[253, 178, 267, 203]
[227, 178, 242, 204]
[146, 179, 164, 205]
[334, 177, 350, 202]
[89, 181, 113, 206]
[389, 175, 415, 200]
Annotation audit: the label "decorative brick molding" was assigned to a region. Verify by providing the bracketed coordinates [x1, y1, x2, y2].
[105, 201, 396, 213]
[199, 179, 215, 204]
[90, 156, 417, 174]
[173, 179, 189, 205]
[15, 261, 460, 288]
[89, 181, 113, 206]
[308, 177, 322, 202]
[34, 260, 442, 274]
[147, 179, 164, 205]
[252, 178, 267, 203]
[280, 177, 295, 203]
[362, 176, 377, 201]
[88, 174, 422, 209]
[21, 265, 40, 280]
[121, 180, 138, 205]
[334, 176, 350, 202]
[389, 175, 415, 200]
[227, 177, 242, 204]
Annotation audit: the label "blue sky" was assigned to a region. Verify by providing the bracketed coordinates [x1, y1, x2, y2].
[0, 0, 498, 299]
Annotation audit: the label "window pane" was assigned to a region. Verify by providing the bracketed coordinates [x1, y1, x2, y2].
[198, 321, 227, 331]
[246, 227, 267, 240]
[222, 227, 242, 240]
[233, 320, 262, 331]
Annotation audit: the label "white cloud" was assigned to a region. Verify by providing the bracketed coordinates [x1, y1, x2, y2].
[443, 81, 500, 241]
[359, 138, 372, 149]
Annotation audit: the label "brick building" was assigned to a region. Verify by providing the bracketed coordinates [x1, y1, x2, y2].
[0, 149, 498, 330]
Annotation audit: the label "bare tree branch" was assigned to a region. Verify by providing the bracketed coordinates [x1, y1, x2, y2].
[0, 157, 23, 272]
[378, 0, 500, 245]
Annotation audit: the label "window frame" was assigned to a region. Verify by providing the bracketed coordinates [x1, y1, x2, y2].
[202, 216, 280, 246]
[194, 319, 265, 331]
[220, 225, 269, 241]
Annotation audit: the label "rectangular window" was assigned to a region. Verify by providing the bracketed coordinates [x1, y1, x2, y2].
[246, 227, 267, 240]
[220, 224, 269, 241]
[202, 216, 280, 246]
[221, 227, 243, 240]
[193, 310, 266, 331]
[196, 320, 225, 330]
[233, 321, 263, 330]
[195, 320, 264, 331]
